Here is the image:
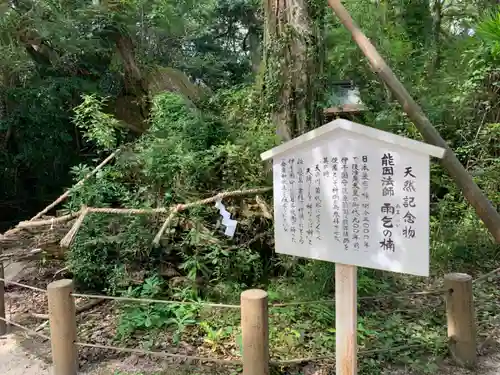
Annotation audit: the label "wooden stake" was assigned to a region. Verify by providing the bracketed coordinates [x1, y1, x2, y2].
[336, 263, 357, 375]
[444, 273, 476, 368]
[48, 279, 78, 375]
[0, 254, 6, 336]
[241, 289, 269, 375]
[327, 0, 500, 243]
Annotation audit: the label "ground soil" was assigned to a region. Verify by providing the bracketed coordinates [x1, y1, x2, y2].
[2, 334, 500, 375]
[1, 260, 499, 375]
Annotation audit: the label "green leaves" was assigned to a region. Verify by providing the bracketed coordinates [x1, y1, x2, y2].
[116, 275, 200, 342]
[477, 7, 500, 57]
[73, 94, 124, 150]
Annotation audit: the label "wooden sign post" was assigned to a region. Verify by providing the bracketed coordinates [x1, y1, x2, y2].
[261, 119, 445, 374]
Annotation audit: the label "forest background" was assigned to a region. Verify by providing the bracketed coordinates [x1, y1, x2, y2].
[1, 0, 500, 373]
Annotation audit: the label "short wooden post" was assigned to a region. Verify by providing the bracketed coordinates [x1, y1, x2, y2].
[0, 256, 6, 335]
[241, 289, 269, 375]
[444, 273, 476, 368]
[48, 279, 78, 375]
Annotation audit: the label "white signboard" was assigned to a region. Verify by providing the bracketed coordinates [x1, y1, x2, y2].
[261, 119, 445, 276]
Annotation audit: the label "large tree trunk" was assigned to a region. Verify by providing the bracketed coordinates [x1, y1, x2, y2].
[261, 0, 325, 141]
[431, 0, 443, 73]
[111, 31, 151, 131]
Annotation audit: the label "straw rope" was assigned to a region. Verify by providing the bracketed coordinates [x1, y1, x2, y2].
[74, 342, 242, 365]
[13, 187, 272, 248]
[0, 316, 50, 340]
[71, 293, 240, 308]
[0, 278, 46, 293]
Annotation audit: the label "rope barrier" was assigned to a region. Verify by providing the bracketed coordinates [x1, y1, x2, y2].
[270, 343, 426, 365]
[17, 187, 273, 229]
[0, 278, 46, 293]
[0, 316, 50, 340]
[361, 288, 448, 300]
[17, 211, 82, 229]
[74, 342, 242, 365]
[88, 207, 168, 214]
[473, 267, 500, 285]
[70, 293, 240, 309]
[270, 289, 447, 307]
[69, 289, 446, 310]
[73, 341, 426, 366]
[0, 280, 445, 309]
[12, 186, 273, 249]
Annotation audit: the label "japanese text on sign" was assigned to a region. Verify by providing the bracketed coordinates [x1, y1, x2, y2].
[273, 136, 430, 276]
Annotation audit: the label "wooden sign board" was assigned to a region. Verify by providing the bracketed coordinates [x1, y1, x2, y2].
[261, 119, 445, 375]
[261, 119, 445, 277]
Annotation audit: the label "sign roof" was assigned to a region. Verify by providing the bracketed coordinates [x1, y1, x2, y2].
[260, 119, 446, 161]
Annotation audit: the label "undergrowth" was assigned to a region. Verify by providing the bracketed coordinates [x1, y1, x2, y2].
[64, 89, 499, 374]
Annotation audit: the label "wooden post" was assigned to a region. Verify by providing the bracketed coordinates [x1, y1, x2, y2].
[326, 0, 500, 244]
[241, 289, 269, 375]
[0, 255, 6, 336]
[48, 279, 78, 375]
[444, 273, 476, 368]
[336, 263, 357, 375]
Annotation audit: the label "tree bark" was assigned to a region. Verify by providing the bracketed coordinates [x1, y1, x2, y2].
[111, 31, 150, 131]
[261, 0, 325, 140]
[431, 0, 443, 72]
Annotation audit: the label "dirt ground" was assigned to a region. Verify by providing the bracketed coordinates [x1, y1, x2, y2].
[1, 331, 500, 375]
[2, 260, 500, 375]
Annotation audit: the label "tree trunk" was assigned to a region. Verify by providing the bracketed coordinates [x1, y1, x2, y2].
[261, 0, 325, 141]
[431, 0, 443, 72]
[112, 32, 150, 129]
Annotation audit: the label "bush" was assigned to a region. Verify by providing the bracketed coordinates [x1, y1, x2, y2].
[67, 89, 276, 294]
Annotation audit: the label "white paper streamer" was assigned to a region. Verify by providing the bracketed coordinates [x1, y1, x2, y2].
[215, 199, 237, 237]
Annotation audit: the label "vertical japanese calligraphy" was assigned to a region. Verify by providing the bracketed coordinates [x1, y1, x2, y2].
[341, 157, 349, 250]
[331, 157, 341, 242]
[361, 156, 370, 250]
[314, 164, 322, 240]
[280, 159, 289, 233]
[351, 157, 360, 250]
[380, 153, 395, 252]
[278, 150, 422, 255]
[403, 165, 417, 239]
[306, 165, 313, 245]
[297, 159, 305, 244]
[270, 134, 431, 276]
[288, 158, 297, 243]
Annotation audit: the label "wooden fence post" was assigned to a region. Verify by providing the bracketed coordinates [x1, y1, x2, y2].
[48, 279, 78, 375]
[444, 273, 476, 368]
[0, 255, 6, 335]
[241, 289, 269, 375]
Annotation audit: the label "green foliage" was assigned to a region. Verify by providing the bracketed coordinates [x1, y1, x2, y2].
[199, 321, 234, 352]
[116, 275, 199, 343]
[73, 94, 124, 150]
[0, 0, 260, 230]
[67, 90, 274, 292]
[477, 7, 500, 57]
[4, 0, 500, 373]
[67, 214, 155, 290]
